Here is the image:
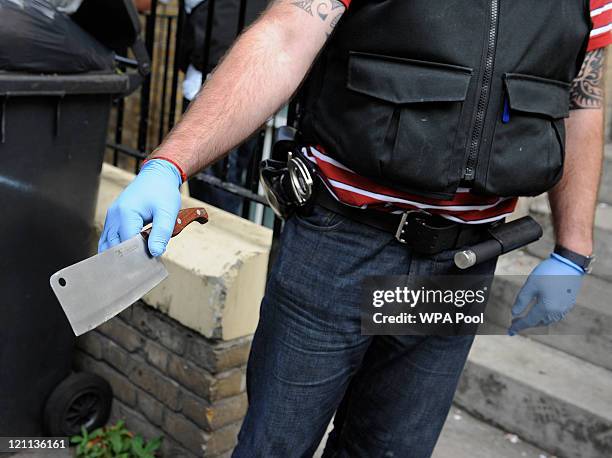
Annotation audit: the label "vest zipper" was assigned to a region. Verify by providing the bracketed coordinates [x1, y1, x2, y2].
[463, 0, 500, 182]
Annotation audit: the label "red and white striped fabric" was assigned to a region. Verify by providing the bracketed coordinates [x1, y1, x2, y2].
[590, 0, 612, 50]
[305, 146, 518, 224]
[314, 0, 612, 224]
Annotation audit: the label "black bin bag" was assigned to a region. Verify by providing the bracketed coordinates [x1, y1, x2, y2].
[0, 0, 114, 73]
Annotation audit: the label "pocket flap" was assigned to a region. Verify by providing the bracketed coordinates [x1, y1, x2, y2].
[504, 73, 571, 119]
[347, 52, 472, 104]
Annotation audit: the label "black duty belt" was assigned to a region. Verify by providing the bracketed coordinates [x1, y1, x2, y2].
[310, 188, 494, 255]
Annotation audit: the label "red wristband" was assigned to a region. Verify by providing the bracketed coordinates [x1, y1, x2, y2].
[142, 156, 188, 183]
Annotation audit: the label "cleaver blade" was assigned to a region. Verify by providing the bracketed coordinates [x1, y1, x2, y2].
[50, 207, 209, 336]
[50, 234, 167, 336]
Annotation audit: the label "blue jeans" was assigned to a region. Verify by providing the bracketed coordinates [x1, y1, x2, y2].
[233, 205, 498, 458]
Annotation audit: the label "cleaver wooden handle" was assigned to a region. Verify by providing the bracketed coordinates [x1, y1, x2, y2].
[171, 207, 209, 237]
[141, 207, 208, 239]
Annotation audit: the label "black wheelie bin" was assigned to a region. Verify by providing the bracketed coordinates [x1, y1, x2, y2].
[0, 0, 149, 437]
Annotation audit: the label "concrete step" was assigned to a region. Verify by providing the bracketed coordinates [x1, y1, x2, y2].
[314, 407, 550, 458]
[456, 334, 612, 458]
[526, 195, 612, 283]
[433, 407, 551, 458]
[487, 251, 612, 372]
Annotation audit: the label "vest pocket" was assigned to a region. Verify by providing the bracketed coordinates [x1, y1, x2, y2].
[345, 52, 472, 194]
[481, 73, 571, 196]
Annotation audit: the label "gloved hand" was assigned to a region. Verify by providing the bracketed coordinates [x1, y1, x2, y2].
[508, 253, 585, 335]
[98, 159, 183, 257]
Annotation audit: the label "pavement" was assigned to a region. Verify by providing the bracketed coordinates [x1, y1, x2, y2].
[314, 406, 551, 458]
[9, 410, 551, 458]
[7, 451, 71, 458]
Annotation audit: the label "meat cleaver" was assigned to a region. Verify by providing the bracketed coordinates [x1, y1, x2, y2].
[50, 207, 208, 336]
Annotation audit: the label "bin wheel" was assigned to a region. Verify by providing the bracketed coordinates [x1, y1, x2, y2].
[43, 372, 113, 437]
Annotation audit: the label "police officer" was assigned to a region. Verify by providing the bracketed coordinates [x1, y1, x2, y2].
[99, 1, 608, 456]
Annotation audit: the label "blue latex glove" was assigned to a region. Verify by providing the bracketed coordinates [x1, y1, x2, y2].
[509, 253, 585, 335]
[98, 159, 182, 257]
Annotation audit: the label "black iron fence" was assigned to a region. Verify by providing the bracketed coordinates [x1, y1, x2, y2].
[106, 0, 286, 258]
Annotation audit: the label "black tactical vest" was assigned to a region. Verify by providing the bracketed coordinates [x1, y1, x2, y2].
[299, 0, 592, 199]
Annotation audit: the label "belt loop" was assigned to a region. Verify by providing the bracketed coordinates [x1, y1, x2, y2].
[0, 96, 7, 144]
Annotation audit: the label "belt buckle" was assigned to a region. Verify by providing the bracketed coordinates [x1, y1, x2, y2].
[394, 209, 431, 244]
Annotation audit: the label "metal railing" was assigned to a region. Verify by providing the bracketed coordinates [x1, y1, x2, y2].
[107, 0, 289, 261]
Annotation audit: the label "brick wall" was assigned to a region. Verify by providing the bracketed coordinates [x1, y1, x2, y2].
[74, 301, 252, 458]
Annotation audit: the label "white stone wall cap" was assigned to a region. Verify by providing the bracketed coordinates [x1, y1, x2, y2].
[95, 164, 272, 341]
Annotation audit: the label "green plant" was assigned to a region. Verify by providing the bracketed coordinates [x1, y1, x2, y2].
[71, 420, 163, 458]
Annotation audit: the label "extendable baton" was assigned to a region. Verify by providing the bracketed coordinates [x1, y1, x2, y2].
[454, 216, 543, 269]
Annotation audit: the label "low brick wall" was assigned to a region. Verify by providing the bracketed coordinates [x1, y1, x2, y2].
[74, 302, 252, 457]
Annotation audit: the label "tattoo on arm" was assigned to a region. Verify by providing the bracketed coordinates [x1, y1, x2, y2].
[570, 48, 606, 110]
[292, 0, 314, 15]
[291, 0, 346, 35]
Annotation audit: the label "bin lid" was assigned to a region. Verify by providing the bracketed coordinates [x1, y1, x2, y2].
[0, 72, 131, 96]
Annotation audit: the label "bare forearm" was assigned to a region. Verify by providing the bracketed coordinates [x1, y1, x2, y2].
[549, 109, 603, 255]
[151, 0, 344, 176]
[549, 48, 606, 256]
